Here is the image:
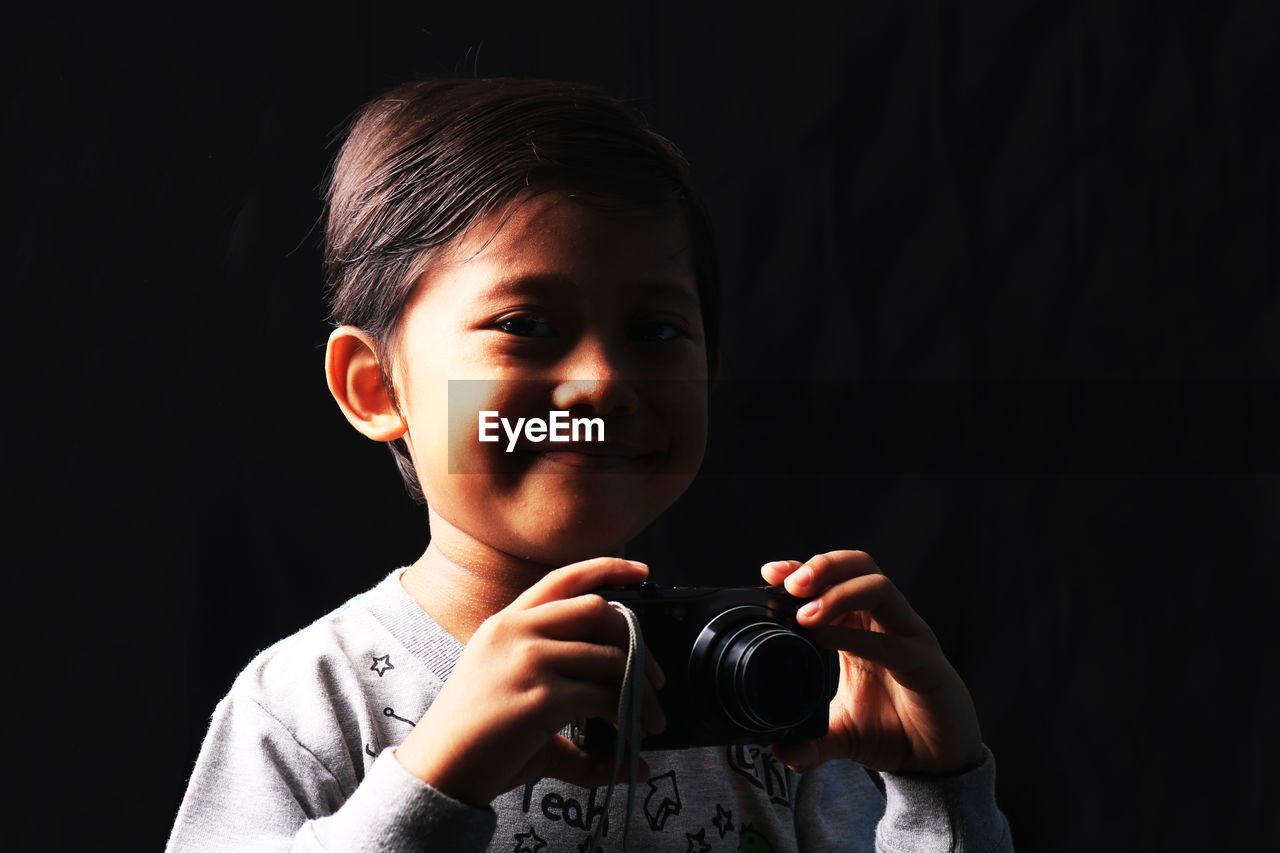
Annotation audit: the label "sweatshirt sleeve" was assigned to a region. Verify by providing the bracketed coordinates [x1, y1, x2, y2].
[165, 693, 497, 853]
[875, 746, 1013, 853]
[300, 748, 497, 852]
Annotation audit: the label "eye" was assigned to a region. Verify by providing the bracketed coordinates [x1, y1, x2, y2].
[496, 313, 556, 338]
[631, 318, 691, 343]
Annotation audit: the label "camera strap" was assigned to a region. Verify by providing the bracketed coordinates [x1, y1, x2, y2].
[589, 601, 645, 853]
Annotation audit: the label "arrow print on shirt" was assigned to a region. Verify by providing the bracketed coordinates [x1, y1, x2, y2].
[643, 770, 681, 831]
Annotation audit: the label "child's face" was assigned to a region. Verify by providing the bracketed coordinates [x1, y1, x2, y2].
[391, 190, 709, 566]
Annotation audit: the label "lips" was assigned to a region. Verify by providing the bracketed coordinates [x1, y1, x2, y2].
[540, 450, 648, 469]
[513, 442, 654, 469]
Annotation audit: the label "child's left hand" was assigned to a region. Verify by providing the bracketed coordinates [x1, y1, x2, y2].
[761, 550, 985, 776]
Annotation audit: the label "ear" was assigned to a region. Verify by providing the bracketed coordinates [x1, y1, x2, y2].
[325, 326, 408, 442]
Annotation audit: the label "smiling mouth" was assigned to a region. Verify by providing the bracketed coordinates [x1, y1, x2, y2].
[514, 444, 653, 469]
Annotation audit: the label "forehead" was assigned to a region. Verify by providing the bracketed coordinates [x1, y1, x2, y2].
[447, 189, 695, 280]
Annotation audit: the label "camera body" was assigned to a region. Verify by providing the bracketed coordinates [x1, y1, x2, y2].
[584, 583, 839, 751]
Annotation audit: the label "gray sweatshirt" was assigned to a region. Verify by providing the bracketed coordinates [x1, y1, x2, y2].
[167, 570, 1012, 852]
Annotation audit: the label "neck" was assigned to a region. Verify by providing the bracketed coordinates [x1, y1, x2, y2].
[400, 510, 558, 642]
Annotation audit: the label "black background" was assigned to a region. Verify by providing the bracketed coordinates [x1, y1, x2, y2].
[8, 2, 1277, 850]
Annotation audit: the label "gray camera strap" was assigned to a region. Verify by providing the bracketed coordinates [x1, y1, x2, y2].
[588, 601, 644, 852]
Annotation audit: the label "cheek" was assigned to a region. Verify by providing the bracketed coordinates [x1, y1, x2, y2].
[437, 381, 548, 481]
[444, 381, 499, 474]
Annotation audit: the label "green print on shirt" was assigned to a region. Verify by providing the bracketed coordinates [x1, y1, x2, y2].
[739, 824, 773, 853]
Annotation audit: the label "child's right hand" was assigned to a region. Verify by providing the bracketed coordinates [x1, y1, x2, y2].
[393, 557, 666, 806]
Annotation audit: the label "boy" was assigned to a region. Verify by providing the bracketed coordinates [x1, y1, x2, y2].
[167, 77, 1012, 852]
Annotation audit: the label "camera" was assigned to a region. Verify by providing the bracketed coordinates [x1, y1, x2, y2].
[579, 583, 839, 751]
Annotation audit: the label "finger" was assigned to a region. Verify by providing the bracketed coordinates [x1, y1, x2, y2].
[770, 738, 824, 773]
[810, 626, 942, 690]
[760, 559, 803, 586]
[529, 601, 667, 732]
[557, 621, 665, 734]
[537, 672, 632, 727]
[795, 573, 931, 637]
[514, 557, 649, 609]
[782, 550, 881, 598]
[541, 594, 667, 687]
[538, 643, 665, 732]
[544, 640, 632, 683]
[531, 594, 634, 646]
[544, 639, 666, 734]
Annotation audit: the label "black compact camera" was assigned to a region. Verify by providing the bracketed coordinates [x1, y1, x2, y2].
[580, 583, 839, 751]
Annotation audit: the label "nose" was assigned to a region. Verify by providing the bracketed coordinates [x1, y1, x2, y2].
[550, 340, 640, 416]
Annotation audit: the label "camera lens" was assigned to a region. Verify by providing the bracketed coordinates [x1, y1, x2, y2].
[695, 607, 829, 734]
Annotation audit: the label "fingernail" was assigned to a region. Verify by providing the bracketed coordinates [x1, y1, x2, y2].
[797, 599, 821, 620]
[626, 560, 648, 569]
[792, 566, 814, 589]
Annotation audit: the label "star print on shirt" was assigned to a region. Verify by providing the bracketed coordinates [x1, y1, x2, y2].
[370, 654, 395, 676]
[513, 827, 547, 853]
[685, 827, 712, 852]
[712, 803, 734, 838]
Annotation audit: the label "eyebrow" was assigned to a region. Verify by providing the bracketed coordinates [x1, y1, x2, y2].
[476, 274, 700, 308]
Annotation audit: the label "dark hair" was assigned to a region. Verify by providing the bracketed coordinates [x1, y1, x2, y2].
[324, 77, 719, 504]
